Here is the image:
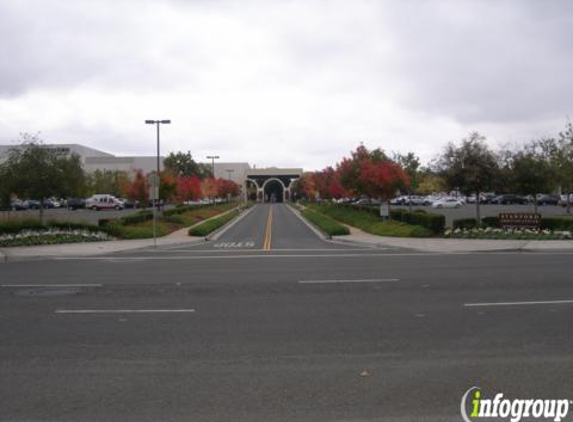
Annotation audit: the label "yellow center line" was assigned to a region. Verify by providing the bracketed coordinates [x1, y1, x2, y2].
[263, 206, 273, 250]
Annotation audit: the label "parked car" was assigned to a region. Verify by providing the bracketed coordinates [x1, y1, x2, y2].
[118, 198, 138, 209]
[491, 194, 529, 205]
[431, 198, 463, 209]
[481, 192, 497, 204]
[26, 199, 40, 209]
[536, 194, 560, 206]
[559, 194, 573, 207]
[42, 198, 60, 208]
[10, 199, 29, 211]
[390, 196, 407, 205]
[404, 195, 431, 206]
[353, 198, 381, 206]
[85, 194, 124, 211]
[66, 197, 86, 210]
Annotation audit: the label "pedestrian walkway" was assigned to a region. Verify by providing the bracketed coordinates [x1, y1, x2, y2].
[0, 235, 204, 262]
[332, 225, 573, 252]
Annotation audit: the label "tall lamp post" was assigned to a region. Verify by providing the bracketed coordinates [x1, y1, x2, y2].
[145, 119, 171, 248]
[206, 155, 220, 179]
[206, 155, 219, 204]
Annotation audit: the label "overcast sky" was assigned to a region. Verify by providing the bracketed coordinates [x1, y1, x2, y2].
[0, 0, 571, 170]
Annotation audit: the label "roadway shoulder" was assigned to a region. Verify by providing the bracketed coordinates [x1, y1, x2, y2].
[207, 204, 256, 241]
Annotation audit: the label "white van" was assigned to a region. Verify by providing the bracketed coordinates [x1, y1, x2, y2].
[85, 194, 124, 211]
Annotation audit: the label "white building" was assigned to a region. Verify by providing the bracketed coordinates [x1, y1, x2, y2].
[0, 143, 164, 174]
[0, 143, 303, 202]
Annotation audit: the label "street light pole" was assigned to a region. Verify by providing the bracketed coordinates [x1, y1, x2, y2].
[145, 119, 171, 248]
[206, 155, 220, 179]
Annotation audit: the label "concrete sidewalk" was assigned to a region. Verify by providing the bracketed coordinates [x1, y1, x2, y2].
[0, 235, 204, 262]
[332, 225, 573, 253]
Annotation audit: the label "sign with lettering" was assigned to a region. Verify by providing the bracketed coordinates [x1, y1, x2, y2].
[499, 212, 541, 230]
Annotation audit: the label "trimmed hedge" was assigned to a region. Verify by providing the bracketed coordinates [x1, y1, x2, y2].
[541, 217, 573, 231]
[390, 208, 445, 234]
[482, 216, 500, 228]
[452, 218, 479, 230]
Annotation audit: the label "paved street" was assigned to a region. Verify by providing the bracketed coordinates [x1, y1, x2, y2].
[1, 204, 572, 422]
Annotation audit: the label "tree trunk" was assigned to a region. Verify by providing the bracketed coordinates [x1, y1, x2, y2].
[386, 199, 392, 221]
[39, 197, 44, 225]
[408, 191, 412, 213]
[475, 190, 481, 227]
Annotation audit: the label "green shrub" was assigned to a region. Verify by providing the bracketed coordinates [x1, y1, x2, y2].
[0, 219, 46, 234]
[481, 216, 500, 228]
[188, 210, 240, 237]
[367, 220, 432, 237]
[302, 209, 350, 236]
[390, 208, 445, 234]
[452, 218, 478, 230]
[541, 217, 573, 231]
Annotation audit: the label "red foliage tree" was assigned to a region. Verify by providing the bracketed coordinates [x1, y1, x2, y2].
[313, 167, 347, 200]
[216, 179, 240, 198]
[121, 169, 149, 206]
[201, 177, 218, 199]
[176, 175, 202, 202]
[338, 145, 409, 201]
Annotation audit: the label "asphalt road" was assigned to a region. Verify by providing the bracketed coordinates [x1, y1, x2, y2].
[1, 204, 572, 422]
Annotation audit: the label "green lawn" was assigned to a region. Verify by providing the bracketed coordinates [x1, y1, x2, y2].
[301, 208, 350, 236]
[188, 209, 240, 237]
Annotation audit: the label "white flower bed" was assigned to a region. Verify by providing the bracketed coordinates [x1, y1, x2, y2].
[0, 228, 115, 246]
[444, 227, 572, 239]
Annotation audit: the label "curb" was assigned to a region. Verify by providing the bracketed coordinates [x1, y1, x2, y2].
[286, 204, 330, 240]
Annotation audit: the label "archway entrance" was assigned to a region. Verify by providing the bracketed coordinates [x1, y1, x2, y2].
[263, 179, 284, 203]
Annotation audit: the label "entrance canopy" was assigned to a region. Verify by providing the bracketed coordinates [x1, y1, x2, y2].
[246, 168, 302, 202]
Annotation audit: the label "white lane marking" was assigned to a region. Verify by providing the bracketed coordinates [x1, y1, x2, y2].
[151, 248, 380, 253]
[464, 300, 573, 307]
[298, 278, 399, 284]
[2, 284, 102, 287]
[53, 253, 441, 261]
[214, 242, 255, 249]
[55, 309, 195, 314]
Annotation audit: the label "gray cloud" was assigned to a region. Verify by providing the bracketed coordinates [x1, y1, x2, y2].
[0, 0, 571, 169]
